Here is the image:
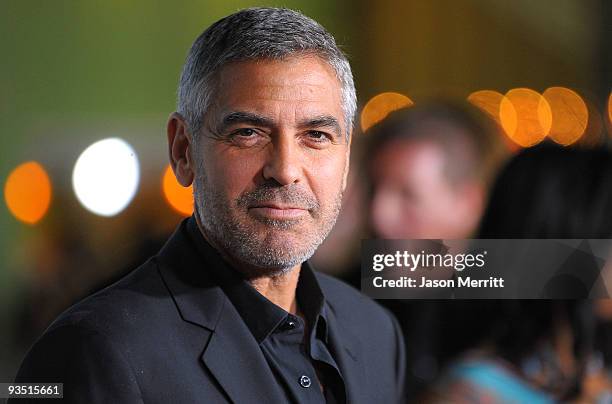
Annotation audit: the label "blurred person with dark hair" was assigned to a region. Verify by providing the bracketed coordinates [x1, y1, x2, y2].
[479, 143, 612, 239]
[367, 101, 505, 240]
[11, 8, 406, 403]
[427, 143, 612, 403]
[349, 101, 505, 398]
[429, 300, 594, 403]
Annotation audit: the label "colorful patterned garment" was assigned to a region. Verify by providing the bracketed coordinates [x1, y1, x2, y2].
[428, 357, 555, 404]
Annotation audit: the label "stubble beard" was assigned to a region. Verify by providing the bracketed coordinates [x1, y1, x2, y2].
[193, 169, 343, 279]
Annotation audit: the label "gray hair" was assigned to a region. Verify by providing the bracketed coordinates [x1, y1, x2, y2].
[176, 7, 356, 139]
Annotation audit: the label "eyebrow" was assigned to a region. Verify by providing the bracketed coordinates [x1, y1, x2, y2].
[217, 111, 275, 133]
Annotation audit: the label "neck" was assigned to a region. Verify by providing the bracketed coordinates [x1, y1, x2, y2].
[248, 266, 301, 314]
[194, 214, 301, 314]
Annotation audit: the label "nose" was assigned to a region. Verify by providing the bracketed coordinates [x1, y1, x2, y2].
[262, 134, 301, 185]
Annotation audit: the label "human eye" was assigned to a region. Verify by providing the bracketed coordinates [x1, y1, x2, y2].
[233, 128, 257, 137]
[304, 130, 333, 147]
[228, 128, 264, 146]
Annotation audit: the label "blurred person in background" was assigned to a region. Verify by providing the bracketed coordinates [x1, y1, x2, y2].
[478, 144, 612, 241]
[367, 101, 505, 241]
[427, 300, 594, 403]
[344, 101, 506, 397]
[426, 143, 612, 403]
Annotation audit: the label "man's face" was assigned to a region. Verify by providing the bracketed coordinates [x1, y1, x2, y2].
[192, 55, 350, 277]
[369, 139, 479, 239]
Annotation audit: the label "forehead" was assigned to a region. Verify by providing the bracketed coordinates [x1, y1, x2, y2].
[371, 139, 448, 184]
[212, 55, 344, 119]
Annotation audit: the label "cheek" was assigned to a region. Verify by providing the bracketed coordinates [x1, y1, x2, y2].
[203, 149, 262, 200]
[306, 153, 347, 202]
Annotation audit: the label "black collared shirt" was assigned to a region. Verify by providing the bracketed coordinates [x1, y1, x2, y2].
[186, 216, 346, 403]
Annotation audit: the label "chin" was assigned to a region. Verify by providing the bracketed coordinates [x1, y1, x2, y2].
[241, 236, 318, 269]
[236, 250, 309, 279]
[252, 220, 312, 239]
[261, 234, 312, 255]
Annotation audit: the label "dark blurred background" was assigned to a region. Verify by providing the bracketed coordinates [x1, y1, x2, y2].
[1, 0, 611, 398]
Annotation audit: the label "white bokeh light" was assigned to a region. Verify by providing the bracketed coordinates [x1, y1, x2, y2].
[72, 137, 140, 217]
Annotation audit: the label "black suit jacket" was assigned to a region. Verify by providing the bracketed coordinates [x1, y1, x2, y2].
[13, 219, 406, 403]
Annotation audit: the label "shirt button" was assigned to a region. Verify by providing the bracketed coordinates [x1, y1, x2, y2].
[280, 317, 297, 331]
[299, 375, 311, 388]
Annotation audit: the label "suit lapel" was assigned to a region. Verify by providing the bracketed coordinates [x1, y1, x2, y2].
[201, 299, 286, 403]
[156, 218, 285, 403]
[325, 302, 368, 404]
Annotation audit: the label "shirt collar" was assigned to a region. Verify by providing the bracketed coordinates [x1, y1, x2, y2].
[185, 215, 328, 344]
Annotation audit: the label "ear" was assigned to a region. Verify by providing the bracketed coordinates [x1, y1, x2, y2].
[167, 112, 195, 187]
[341, 129, 353, 192]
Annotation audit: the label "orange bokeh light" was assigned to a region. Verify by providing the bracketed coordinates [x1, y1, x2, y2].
[608, 92, 612, 128]
[162, 164, 193, 216]
[4, 161, 52, 225]
[467, 90, 505, 124]
[360, 92, 414, 132]
[543, 87, 588, 146]
[467, 89, 520, 152]
[500, 88, 552, 147]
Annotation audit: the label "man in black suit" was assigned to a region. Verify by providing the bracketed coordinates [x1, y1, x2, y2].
[13, 7, 406, 403]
